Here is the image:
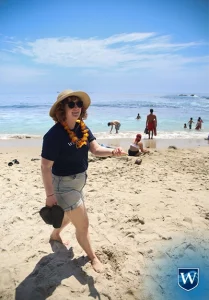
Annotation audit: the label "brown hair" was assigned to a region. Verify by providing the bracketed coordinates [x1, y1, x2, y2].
[52, 97, 87, 122]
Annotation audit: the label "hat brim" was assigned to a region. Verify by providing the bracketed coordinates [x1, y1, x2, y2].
[49, 90, 91, 119]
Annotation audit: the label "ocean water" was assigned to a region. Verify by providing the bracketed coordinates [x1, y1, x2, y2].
[0, 92, 208, 140]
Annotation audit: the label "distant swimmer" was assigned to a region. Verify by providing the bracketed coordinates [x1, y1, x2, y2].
[107, 120, 121, 134]
[195, 117, 203, 130]
[146, 109, 157, 139]
[136, 113, 141, 120]
[184, 123, 187, 129]
[188, 117, 194, 129]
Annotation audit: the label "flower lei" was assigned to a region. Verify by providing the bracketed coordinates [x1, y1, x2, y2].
[61, 120, 89, 148]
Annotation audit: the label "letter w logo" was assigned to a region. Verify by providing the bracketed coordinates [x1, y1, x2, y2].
[178, 268, 199, 291]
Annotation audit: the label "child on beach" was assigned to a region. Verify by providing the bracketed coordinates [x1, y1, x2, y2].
[41, 89, 126, 273]
[184, 123, 187, 129]
[188, 118, 194, 129]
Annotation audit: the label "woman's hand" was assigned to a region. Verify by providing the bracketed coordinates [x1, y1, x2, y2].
[112, 147, 127, 156]
[46, 194, 57, 207]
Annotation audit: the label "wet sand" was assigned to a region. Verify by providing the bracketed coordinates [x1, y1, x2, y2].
[0, 137, 208, 150]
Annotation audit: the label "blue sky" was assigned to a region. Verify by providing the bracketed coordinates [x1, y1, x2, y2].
[0, 0, 208, 94]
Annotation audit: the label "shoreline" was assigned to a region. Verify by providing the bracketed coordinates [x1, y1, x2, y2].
[0, 137, 208, 150]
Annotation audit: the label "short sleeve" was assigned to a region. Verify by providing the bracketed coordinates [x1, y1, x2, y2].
[41, 132, 60, 161]
[87, 127, 96, 143]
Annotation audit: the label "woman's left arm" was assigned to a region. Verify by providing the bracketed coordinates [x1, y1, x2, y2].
[89, 140, 126, 157]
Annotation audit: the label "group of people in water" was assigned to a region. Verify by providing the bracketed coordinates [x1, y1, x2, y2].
[107, 111, 208, 157]
[108, 113, 204, 136]
[184, 117, 203, 130]
[107, 109, 157, 157]
[108, 109, 157, 140]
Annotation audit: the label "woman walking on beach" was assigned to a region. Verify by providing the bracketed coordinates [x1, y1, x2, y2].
[41, 89, 126, 272]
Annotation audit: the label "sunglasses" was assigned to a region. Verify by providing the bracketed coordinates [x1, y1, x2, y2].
[67, 100, 83, 109]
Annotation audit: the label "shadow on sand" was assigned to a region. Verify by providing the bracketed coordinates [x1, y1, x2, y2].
[15, 241, 101, 300]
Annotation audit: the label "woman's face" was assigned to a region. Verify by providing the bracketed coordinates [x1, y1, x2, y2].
[136, 135, 141, 142]
[65, 96, 83, 120]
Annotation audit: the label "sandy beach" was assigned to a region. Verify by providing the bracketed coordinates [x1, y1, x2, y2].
[0, 142, 209, 299]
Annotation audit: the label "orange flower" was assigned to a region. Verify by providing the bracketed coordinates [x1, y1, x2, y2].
[71, 137, 77, 142]
[61, 120, 89, 148]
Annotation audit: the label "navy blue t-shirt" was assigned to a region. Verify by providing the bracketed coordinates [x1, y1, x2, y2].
[41, 122, 96, 176]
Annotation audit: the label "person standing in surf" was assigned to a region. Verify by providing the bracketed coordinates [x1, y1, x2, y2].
[146, 109, 157, 139]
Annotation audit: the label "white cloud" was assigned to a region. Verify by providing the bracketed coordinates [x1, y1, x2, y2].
[103, 32, 155, 44]
[0, 65, 47, 84]
[0, 33, 208, 92]
[5, 33, 208, 70]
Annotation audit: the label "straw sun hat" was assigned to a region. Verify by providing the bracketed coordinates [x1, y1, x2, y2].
[49, 89, 91, 118]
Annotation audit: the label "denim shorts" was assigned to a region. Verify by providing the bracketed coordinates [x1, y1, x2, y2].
[52, 172, 87, 212]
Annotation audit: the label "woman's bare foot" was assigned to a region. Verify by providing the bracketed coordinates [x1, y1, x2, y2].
[91, 257, 103, 273]
[49, 232, 63, 244]
[49, 233, 70, 247]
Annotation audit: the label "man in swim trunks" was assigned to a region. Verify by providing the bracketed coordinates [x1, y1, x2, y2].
[146, 109, 157, 139]
[107, 120, 121, 133]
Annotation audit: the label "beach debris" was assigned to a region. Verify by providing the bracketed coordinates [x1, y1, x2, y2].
[31, 158, 40, 161]
[183, 217, 193, 224]
[126, 215, 145, 225]
[205, 213, 209, 220]
[126, 233, 135, 238]
[161, 236, 172, 240]
[168, 146, 177, 150]
[135, 158, 142, 165]
[8, 159, 19, 166]
[13, 159, 19, 164]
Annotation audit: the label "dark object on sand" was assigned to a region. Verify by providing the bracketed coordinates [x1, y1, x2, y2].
[13, 159, 19, 164]
[8, 159, 20, 166]
[144, 127, 149, 134]
[135, 158, 142, 165]
[168, 146, 177, 150]
[39, 205, 64, 228]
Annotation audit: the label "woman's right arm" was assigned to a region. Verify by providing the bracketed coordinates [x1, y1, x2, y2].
[41, 157, 57, 206]
[138, 142, 149, 153]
